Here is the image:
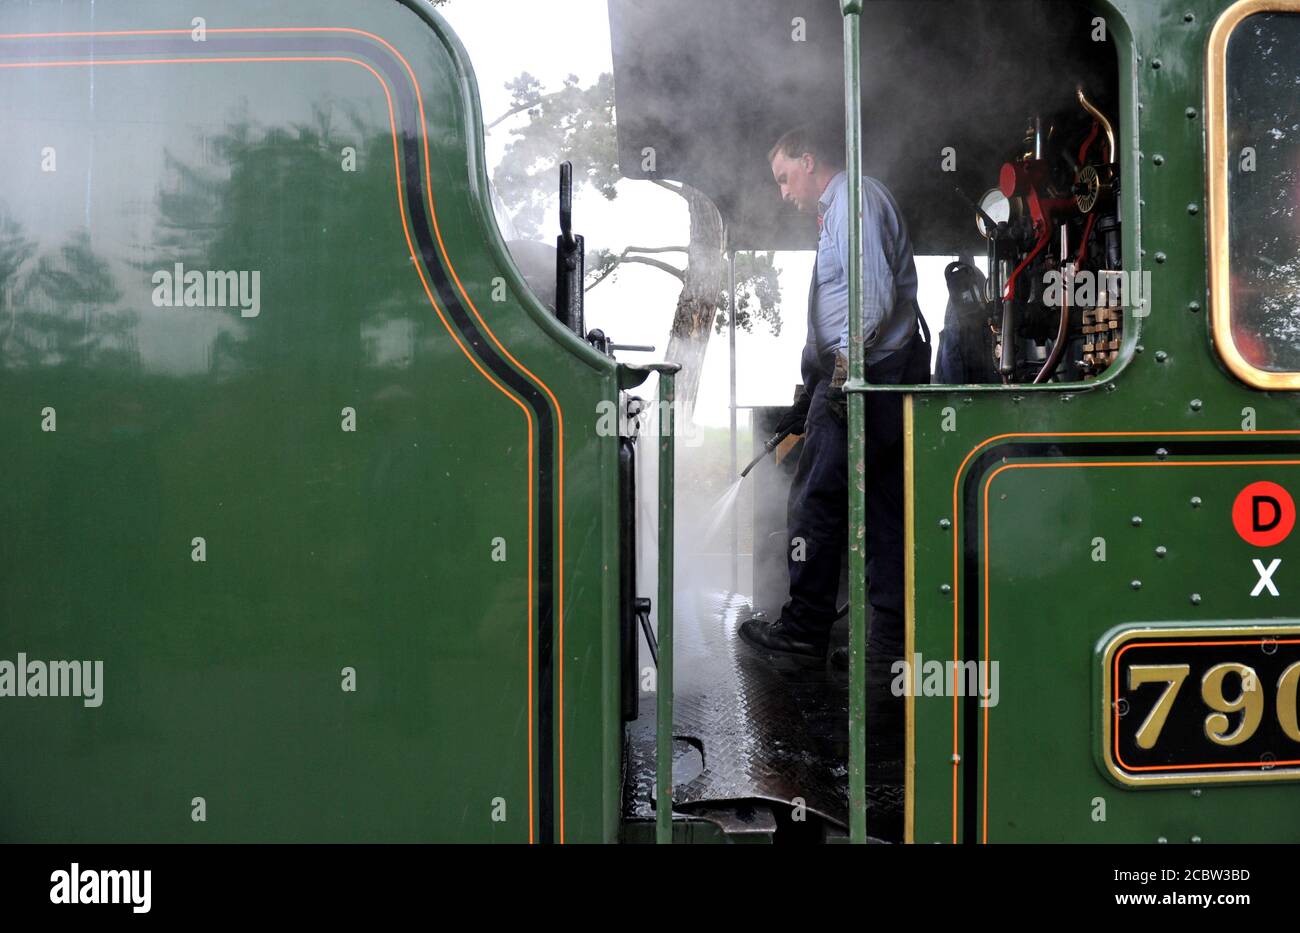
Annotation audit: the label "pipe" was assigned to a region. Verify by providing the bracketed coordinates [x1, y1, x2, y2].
[1035, 271, 1069, 384]
[655, 367, 678, 845]
[1076, 85, 1115, 165]
[1036, 210, 1099, 384]
[841, 0, 868, 847]
[1035, 226, 1073, 385]
[728, 250, 738, 592]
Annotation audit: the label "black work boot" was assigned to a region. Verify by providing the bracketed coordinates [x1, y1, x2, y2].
[739, 617, 829, 659]
[865, 651, 905, 767]
[829, 650, 905, 748]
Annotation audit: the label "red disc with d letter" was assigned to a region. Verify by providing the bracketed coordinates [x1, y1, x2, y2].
[1232, 481, 1295, 547]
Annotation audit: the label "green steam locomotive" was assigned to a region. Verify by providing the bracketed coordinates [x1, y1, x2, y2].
[0, 0, 1297, 844]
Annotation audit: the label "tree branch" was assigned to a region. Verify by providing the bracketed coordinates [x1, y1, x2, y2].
[621, 255, 686, 280]
[624, 245, 688, 255]
[586, 247, 685, 291]
[486, 98, 544, 133]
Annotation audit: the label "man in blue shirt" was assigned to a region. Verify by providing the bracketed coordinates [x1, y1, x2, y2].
[741, 127, 930, 685]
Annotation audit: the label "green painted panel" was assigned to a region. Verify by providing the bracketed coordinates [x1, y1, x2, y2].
[0, 0, 620, 842]
[909, 0, 1300, 844]
[980, 461, 1300, 842]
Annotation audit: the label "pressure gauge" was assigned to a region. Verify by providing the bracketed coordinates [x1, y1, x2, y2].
[975, 187, 1011, 239]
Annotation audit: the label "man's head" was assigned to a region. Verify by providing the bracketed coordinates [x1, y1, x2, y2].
[767, 126, 843, 215]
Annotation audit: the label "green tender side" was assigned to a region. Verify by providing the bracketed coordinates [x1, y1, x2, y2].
[907, 0, 1300, 843]
[0, 0, 621, 843]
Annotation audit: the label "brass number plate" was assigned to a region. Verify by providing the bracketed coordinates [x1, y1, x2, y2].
[1100, 626, 1300, 786]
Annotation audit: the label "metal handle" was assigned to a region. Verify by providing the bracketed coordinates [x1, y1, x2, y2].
[842, 1, 869, 846]
[555, 162, 584, 337]
[558, 161, 575, 248]
[635, 598, 658, 667]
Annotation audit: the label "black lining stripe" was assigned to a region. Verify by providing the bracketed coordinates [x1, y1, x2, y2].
[400, 135, 558, 843]
[958, 437, 1300, 843]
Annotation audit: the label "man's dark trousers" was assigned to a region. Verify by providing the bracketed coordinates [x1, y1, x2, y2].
[782, 330, 930, 657]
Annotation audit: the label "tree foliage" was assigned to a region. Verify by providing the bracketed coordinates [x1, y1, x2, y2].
[489, 71, 784, 414]
[492, 72, 619, 239]
[718, 250, 782, 338]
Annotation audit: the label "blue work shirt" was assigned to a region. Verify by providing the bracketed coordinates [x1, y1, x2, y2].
[807, 171, 920, 372]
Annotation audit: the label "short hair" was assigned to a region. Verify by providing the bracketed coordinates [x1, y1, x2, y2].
[767, 125, 844, 168]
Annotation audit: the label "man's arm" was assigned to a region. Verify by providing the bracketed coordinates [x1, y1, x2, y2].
[827, 182, 896, 353]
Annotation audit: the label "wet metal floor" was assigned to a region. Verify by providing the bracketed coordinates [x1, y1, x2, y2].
[623, 591, 903, 841]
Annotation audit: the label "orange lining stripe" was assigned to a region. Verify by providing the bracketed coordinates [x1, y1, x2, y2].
[0, 42, 549, 840]
[981, 456, 1300, 841]
[1113, 637, 1300, 772]
[946, 429, 1300, 843]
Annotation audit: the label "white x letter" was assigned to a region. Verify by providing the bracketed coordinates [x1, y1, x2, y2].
[1251, 558, 1281, 597]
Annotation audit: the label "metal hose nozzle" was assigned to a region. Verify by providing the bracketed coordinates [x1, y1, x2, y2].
[739, 426, 795, 478]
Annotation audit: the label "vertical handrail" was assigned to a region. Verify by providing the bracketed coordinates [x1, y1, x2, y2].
[655, 368, 678, 844]
[728, 250, 739, 592]
[841, 0, 868, 845]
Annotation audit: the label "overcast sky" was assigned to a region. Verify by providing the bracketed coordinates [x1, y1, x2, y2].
[442, 0, 951, 428]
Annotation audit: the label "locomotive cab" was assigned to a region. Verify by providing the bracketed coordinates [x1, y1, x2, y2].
[608, 0, 1128, 840]
[5, 0, 1300, 847]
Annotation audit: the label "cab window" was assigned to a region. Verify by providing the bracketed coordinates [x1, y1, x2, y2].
[1221, 11, 1300, 377]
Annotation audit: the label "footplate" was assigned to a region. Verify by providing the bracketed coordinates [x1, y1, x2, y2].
[622, 591, 902, 838]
